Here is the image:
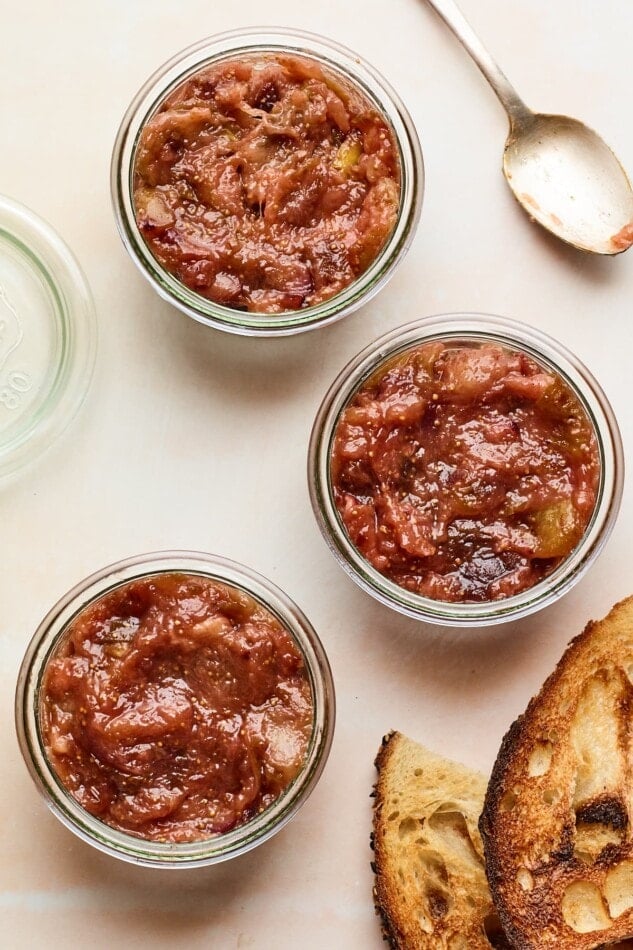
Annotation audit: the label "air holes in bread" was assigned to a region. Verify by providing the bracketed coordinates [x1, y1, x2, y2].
[528, 740, 554, 777]
[435, 800, 464, 814]
[543, 788, 561, 805]
[426, 888, 450, 919]
[416, 909, 433, 934]
[483, 911, 511, 948]
[427, 809, 482, 868]
[499, 790, 518, 813]
[561, 881, 611, 933]
[573, 796, 628, 862]
[398, 817, 420, 839]
[571, 672, 626, 807]
[604, 860, 633, 919]
[517, 867, 534, 892]
[418, 850, 449, 884]
[574, 821, 624, 863]
[447, 937, 469, 950]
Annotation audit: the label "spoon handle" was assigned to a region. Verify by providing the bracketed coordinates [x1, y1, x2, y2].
[423, 0, 532, 126]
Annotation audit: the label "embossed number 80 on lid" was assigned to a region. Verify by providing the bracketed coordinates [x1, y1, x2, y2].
[0, 195, 97, 478]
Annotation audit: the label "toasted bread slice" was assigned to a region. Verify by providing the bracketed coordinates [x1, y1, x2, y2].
[372, 731, 510, 948]
[481, 596, 633, 949]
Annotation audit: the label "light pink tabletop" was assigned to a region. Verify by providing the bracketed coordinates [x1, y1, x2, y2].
[2, 1, 633, 947]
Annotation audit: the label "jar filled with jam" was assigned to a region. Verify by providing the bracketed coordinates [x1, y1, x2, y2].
[309, 314, 623, 626]
[16, 552, 335, 866]
[112, 28, 423, 335]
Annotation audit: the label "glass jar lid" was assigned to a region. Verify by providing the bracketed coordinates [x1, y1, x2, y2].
[0, 195, 97, 478]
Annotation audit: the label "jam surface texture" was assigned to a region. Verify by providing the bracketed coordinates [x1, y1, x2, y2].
[41, 573, 313, 842]
[133, 53, 400, 314]
[331, 341, 600, 603]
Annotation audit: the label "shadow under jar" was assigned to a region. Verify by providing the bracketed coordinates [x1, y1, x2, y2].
[308, 315, 624, 627]
[16, 552, 335, 867]
[111, 28, 423, 336]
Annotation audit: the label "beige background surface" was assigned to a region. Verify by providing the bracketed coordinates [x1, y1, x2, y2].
[2, 1, 633, 947]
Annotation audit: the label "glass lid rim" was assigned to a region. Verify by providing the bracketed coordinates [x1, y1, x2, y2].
[0, 194, 97, 478]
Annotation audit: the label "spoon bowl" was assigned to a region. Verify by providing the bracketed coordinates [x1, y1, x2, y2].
[424, 0, 633, 255]
[504, 113, 633, 254]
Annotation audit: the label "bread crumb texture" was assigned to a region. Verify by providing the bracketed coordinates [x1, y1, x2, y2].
[372, 731, 510, 948]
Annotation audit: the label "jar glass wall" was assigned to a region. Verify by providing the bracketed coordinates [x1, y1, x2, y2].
[16, 551, 335, 867]
[111, 28, 423, 336]
[308, 314, 624, 626]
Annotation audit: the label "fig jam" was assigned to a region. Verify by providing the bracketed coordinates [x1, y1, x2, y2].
[331, 341, 600, 603]
[41, 574, 313, 842]
[133, 53, 400, 313]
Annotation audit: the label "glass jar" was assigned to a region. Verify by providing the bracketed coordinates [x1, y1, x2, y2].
[16, 552, 335, 867]
[0, 195, 97, 479]
[308, 314, 624, 627]
[111, 28, 423, 336]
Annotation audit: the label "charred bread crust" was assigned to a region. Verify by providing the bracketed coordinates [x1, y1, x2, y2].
[480, 597, 633, 949]
[372, 731, 406, 948]
[374, 729, 398, 777]
[481, 714, 534, 948]
[480, 621, 597, 949]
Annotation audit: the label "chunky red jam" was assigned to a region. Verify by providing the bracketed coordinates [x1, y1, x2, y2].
[41, 574, 313, 842]
[133, 53, 400, 313]
[331, 341, 600, 603]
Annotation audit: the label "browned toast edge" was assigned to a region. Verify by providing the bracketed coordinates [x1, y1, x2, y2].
[480, 597, 633, 949]
[372, 730, 407, 949]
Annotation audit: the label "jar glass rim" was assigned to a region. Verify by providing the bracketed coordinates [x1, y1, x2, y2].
[111, 27, 424, 336]
[16, 551, 335, 867]
[308, 313, 624, 626]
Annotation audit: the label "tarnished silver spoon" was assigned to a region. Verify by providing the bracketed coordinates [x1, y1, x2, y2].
[424, 0, 633, 254]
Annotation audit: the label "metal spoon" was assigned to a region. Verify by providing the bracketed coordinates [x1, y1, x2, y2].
[424, 0, 633, 254]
